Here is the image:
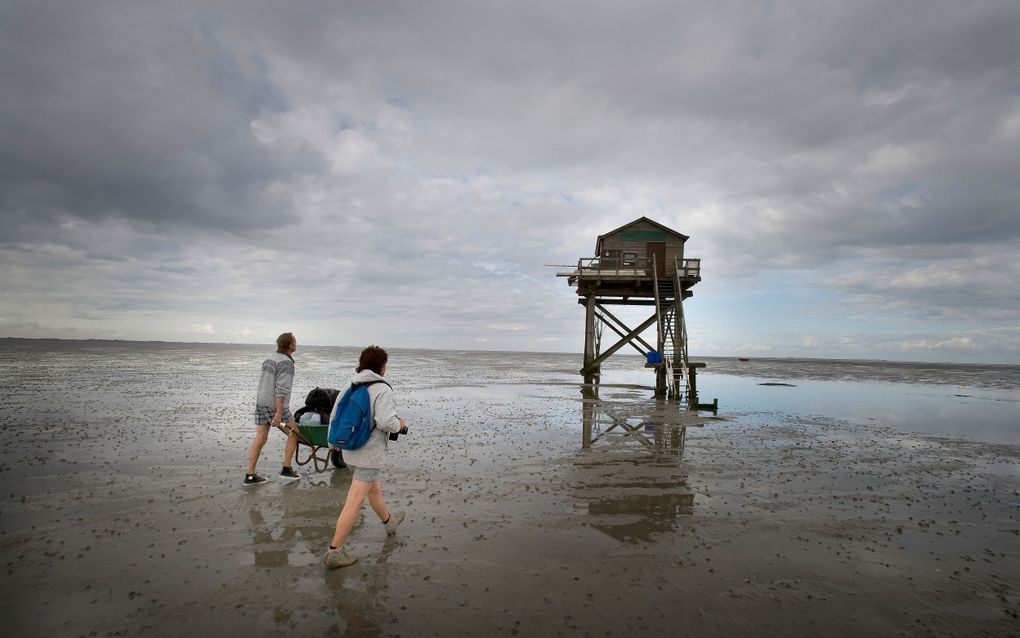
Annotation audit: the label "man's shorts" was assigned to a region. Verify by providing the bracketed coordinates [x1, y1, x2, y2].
[347, 465, 381, 482]
[254, 405, 294, 425]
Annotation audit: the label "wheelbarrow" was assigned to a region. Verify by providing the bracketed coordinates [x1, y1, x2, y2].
[275, 422, 345, 472]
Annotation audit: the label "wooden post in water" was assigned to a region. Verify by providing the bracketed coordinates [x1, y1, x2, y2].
[581, 385, 597, 448]
[655, 358, 667, 398]
[583, 295, 598, 385]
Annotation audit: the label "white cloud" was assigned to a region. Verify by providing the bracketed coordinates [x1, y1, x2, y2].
[826, 251, 1020, 322]
[900, 336, 977, 352]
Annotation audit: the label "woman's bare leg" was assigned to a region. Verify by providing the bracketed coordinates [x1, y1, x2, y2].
[330, 479, 373, 548]
[366, 480, 390, 522]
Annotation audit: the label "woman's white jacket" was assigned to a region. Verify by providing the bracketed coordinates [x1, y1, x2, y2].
[332, 369, 401, 469]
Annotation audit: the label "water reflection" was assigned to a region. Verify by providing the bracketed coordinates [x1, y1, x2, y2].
[588, 492, 695, 543]
[581, 385, 688, 455]
[249, 508, 295, 568]
[245, 473, 393, 634]
[577, 385, 698, 543]
[245, 470, 349, 569]
[702, 373, 1020, 445]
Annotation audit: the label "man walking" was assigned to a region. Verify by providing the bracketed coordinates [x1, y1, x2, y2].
[244, 332, 301, 485]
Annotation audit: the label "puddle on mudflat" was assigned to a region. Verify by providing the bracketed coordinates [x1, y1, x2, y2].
[586, 492, 695, 543]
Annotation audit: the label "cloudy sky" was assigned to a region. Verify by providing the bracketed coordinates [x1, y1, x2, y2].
[2, 1, 1018, 363]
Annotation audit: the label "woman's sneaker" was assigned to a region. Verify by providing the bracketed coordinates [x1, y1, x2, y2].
[324, 548, 357, 569]
[243, 474, 268, 486]
[279, 466, 301, 481]
[385, 511, 405, 536]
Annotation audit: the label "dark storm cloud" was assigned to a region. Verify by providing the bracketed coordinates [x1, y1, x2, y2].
[232, 0, 1020, 268]
[0, 1, 325, 241]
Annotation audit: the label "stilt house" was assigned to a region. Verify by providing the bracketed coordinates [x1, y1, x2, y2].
[558, 216, 703, 402]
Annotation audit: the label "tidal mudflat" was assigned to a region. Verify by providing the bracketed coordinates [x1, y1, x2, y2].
[1, 340, 1017, 636]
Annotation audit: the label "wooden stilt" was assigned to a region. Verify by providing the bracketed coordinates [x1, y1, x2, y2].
[581, 385, 597, 449]
[583, 295, 597, 384]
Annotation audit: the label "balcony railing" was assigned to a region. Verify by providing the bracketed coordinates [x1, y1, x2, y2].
[572, 256, 701, 280]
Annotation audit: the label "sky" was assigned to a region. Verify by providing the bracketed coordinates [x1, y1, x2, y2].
[1, 1, 1019, 364]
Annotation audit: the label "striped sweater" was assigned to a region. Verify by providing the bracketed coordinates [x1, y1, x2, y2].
[255, 351, 295, 408]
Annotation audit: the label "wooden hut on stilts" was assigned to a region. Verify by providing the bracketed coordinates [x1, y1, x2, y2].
[558, 217, 710, 406]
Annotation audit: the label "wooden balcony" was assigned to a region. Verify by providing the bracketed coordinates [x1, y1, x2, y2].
[557, 256, 701, 298]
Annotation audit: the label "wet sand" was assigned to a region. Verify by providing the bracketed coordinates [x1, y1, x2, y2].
[1, 343, 1019, 636]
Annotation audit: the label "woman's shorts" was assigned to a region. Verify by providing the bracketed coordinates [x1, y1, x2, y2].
[254, 405, 294, 425]
[347, 465, 381, 482]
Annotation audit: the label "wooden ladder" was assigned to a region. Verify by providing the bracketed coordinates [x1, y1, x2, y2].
[653, 261, 687, 401]
[672, 256, 692, 402]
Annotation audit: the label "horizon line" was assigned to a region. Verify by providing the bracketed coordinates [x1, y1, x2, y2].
[1, 336, 1016, 367]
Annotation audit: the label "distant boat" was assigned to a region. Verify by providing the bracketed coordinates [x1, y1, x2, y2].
[738, 357, 749, 362]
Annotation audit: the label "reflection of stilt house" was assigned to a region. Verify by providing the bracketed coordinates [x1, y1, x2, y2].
[558, 217, 703, 402]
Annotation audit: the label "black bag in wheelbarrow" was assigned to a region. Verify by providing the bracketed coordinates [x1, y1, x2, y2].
[293, 387, 345, 469]
[294, 387, 340, 426]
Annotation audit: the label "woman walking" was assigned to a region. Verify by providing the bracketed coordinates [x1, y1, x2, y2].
[324, 345, 408, 568]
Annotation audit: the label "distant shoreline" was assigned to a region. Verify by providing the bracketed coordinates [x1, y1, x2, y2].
[1, 335, 1017, 368]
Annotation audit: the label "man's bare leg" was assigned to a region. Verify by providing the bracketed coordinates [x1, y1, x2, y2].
[283, 420, 298, 467]
[247, 424, 270, 475]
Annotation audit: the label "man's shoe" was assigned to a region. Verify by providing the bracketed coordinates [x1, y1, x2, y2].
[243, 474, 268, 486]
[385, 511, 405, 536]
[324, 548, 358, 569]
[279, 466, 301, 481]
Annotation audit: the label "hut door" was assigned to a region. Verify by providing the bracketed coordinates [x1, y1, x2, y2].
[647, 242, 666, 277]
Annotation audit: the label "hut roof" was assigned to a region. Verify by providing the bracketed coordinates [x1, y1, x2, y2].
[595, 216, 689, 251]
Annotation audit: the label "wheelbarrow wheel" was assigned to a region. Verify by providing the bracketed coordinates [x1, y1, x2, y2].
[330, 449, 346, 469]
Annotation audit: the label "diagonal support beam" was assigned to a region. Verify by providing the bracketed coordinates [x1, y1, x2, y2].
[591, 407, 636, 441]
[580, 312, 657, 374]
[596, 303, 655, 353]
[595, 312, 647, 357]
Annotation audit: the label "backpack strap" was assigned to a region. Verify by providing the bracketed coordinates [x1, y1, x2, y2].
[351, 380, 392, 429]
[352, 380, 392, 390]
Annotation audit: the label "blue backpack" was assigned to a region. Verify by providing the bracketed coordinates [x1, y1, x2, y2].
[327, 380, 390, 451]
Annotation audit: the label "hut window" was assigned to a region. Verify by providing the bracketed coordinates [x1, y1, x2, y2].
[622, 252, 637, 266]
[602, 250, 622, 267]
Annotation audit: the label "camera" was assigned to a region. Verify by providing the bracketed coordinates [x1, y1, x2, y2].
[389, 425, 409, 441]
